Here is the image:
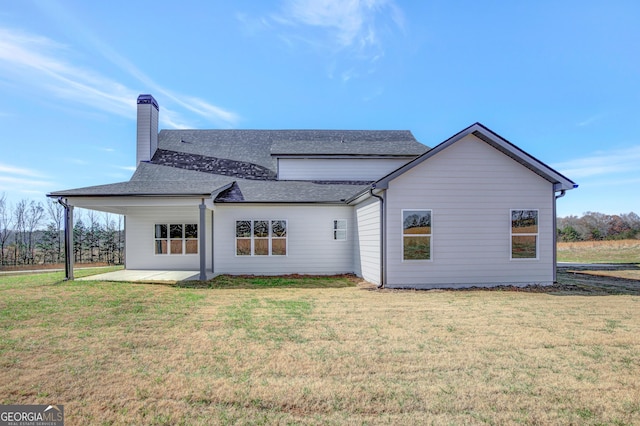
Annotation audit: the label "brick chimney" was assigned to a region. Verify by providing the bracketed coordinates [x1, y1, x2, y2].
[136, 94, 159, 166]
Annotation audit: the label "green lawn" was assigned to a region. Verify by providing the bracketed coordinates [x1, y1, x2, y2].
[1, 271, 639, 425]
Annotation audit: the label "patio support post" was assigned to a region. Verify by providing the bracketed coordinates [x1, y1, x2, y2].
[58, 198, 74, 281]
[199, 200, 207, 281]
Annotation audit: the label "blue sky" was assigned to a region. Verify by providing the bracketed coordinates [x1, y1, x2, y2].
[0, 0, 638, 217]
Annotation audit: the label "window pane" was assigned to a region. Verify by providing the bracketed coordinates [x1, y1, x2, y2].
[272, 238, 287, 255]
[254, 221, 269, 238]
[254, 238, 269, 255]
[236, 221, 251, 238]
[155, 224, 167, 239]
[272, 220, 287, 237]
[170, 224, 183, 238]
[512, 235, 537, 258]
[155, 239, 167, 254]
[403, 236, 431, 260]
[185, 239, 198, 254]
[334, 230, 347, 241]
[236, 239, 251, 256]
[334, 220, 346, 230]
[185, 224, 198, 239]
[170, 239, 183, 254]
[512, 210, 538, 234]
[403, 211, 431, 235]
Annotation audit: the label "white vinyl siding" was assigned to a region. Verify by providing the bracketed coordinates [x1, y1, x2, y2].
[124, 203, 211, 270]
[353, 197, 381, 285]
[384, 134, 555, 288]
[214, 204, 353, 275]
[278, 158, 410, 181]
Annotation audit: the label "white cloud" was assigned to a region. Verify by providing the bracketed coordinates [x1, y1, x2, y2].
[0, 163, 54, 201]
[552, 145, 640, 179]
[0, 27, 136, 118]
[0, 26, 240, 128]
[266, 0, 404, 54]
[114, 165, 136, 172]
[278, 0, 404, 49]
[0, 163, 47, 178]
[577, 113, 606, 127]
[261, 0, 404, 82]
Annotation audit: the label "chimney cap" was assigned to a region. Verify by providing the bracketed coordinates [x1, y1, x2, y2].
[137, 94, 159, 110]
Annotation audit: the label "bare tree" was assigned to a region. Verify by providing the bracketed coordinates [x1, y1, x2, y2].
[0, 193, 12, 266]
[13, 200, 26, 265]
[25, 201, 44, 264]
[46, 199, 64, 262]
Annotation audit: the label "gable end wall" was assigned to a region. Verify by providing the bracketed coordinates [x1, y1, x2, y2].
[385, 134, 555, 288]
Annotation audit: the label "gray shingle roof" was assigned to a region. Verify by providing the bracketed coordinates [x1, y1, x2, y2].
[50, 129, 427, 202]
[214, 180, 371, 203]
[270, 130, 427, 156]
[51, 163, 234, 197]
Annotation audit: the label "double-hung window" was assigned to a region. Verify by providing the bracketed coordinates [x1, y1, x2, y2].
[402, 210, 432, 260]
[511, 209, 538, 259]
[333, 219, 347, 241]
[236, 220, 287, 256]
[154, 224, 198, 255]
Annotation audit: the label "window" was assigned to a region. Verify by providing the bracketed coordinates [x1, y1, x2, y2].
[333, 219, 347, 241]
[511, 210, 538, 259]
[236, 220, 287, 256]
[402, 210, 431, 260]
[155, 223, 198, 255]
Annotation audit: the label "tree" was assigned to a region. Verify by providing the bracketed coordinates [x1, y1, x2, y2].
[13, 200, 26, 265]
[86, 210, 102, 263]
[101, 213, 118, 264]
[24, 201, 44, 264]
[73, 213, 87, 264]
[38, 222, 62, 264]
[0, 193, 12, 266]
[558, 211, 640, 241]
[45, 199, 64, 263]
[558, 225, 581, 242]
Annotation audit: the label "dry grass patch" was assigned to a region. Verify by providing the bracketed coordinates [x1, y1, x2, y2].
[1, 272, 640, 425]
[558, 239, 640, 263]
[570, 268, 640, 281]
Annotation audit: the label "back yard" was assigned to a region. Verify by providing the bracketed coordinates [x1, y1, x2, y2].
[1, 262, 639, 425]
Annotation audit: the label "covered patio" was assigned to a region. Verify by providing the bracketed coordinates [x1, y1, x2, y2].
[77, 269, 217, 283]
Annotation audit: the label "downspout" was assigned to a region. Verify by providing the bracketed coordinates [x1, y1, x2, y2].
[370, 186, 385, 288]
[552, 190, 566, 283]
[57, 197, 74, 281]
[199, 199, 207, 281]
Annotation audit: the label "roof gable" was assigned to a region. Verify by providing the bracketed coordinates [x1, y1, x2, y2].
[374, 123, 577, 191]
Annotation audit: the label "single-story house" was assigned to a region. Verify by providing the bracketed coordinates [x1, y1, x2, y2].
[49, 94, 577, 288]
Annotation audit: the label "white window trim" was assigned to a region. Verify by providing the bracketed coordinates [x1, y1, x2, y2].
[401, 209, 433, 262]
[153, 223, 198, 256]
[510, 209, 539, 260]
[235, 219, 288, 257]
[333, 219, 348, 241]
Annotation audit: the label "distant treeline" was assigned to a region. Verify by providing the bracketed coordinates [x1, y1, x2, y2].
[0, 195, 124, 267]
[557, 212, 640, 242]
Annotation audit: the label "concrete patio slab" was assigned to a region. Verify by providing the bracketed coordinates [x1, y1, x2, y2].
[77, 270, 215, 282]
